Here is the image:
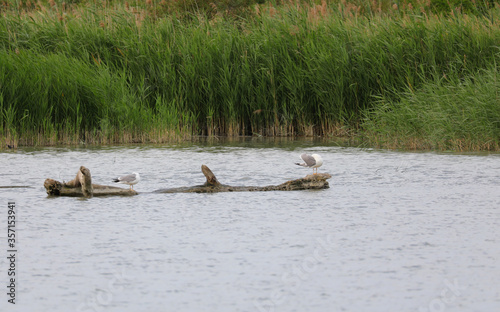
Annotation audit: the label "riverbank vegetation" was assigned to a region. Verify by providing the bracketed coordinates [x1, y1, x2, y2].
[1, 0, 499, 150]
[363, 65, 500, 150]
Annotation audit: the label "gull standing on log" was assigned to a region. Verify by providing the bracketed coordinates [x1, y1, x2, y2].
[113, 172, 140, 190]
[295, 153, 323, 175]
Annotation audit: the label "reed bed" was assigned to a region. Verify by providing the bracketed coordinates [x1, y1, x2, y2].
[363, 65, 500, 151]
[1, 0, 499, 150]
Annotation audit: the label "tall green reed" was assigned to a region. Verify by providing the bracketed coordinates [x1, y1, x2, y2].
[0, 1, 499, 148]
[363, 64, 500, 150]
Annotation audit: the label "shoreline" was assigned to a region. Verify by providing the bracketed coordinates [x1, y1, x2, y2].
[1, 2, 499, 153]
[2, 132, 499, 152]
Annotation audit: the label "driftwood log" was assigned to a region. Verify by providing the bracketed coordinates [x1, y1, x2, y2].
[0, 186, 32, 189]
[44, 165, 331, 197]
[154, 165, 331, 193]
[44, 166, 137, 197]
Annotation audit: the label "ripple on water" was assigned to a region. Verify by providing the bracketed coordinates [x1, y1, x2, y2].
[0, 145, 499, 311]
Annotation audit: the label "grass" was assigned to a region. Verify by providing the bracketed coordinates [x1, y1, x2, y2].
[363, 65, 500, 151]
[0, 0, 499, 150]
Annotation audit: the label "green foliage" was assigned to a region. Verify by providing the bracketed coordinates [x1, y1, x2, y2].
[363, 65, 500, 150]
[430, 0, 497, 14]
[0, 49, 147, 135]
[0, 1, 499, 149]
[173, 0, 261, 18]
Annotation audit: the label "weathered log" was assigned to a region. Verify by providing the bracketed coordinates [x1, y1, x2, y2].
[79, 166, 93, 197]
[154, 165, 331, 193]
[44, 166, 137, 197]
[64, 167, 84, 188]
[0, 186, 32, 189]
[44, 164, 331, 196]
[201, 165, 221, 187]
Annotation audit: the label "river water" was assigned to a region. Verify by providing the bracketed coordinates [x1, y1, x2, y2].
[0, 139, 499, 312]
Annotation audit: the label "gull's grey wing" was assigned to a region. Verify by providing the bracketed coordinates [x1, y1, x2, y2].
[300, 153, 316, 167]
[119, 173, 137, 182]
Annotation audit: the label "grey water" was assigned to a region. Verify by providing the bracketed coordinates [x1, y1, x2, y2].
[0, 139, 499, 312]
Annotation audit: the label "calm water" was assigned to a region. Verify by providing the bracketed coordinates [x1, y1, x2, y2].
[0, 139, 499, 312]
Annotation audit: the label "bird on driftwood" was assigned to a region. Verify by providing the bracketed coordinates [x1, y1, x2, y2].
[113, 172, 140, 190]
[295, 153, 323, 175]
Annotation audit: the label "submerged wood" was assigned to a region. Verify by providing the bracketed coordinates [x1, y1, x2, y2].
[155, 165, 331, 193]
[44, 166, 137, 197]
[44, 165, 330, 196]
[0, 186, 33, 188]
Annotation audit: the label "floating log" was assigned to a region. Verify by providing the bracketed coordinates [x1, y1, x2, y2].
[154, 165, 331, 193]
[0, 186, 33, 189]
[44, 166, 137, 197]
[44, 165, 330, 197]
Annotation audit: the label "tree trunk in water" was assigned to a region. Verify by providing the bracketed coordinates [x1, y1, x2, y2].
[44, 165, 331, 197]
[44, 166, 137, 197]
[154, 165, 331, 193]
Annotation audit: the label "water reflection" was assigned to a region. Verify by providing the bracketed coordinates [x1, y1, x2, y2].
[0, 140, 499, 311]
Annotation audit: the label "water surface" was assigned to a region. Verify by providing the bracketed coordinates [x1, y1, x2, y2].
[1, 140, 499, 312]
